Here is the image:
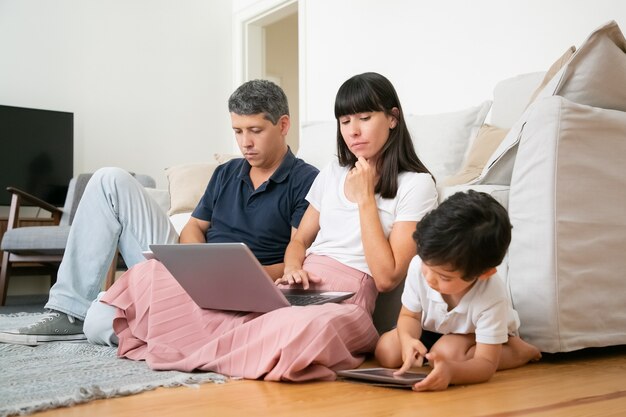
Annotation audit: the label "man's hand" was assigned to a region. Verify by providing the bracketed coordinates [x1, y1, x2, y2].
[275, 267, 322, 289]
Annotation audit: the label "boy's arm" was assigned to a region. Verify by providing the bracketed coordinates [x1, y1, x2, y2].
[413, 342, 502, 391]
[395, 307, 428, 372]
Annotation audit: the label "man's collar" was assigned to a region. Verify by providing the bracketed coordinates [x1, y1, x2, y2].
[238, 147, 296, 183]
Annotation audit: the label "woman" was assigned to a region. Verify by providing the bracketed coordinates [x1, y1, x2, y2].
[98, 72, 438, 381]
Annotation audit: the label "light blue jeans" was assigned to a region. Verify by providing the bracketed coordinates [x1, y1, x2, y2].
[46, 167, 179, 320]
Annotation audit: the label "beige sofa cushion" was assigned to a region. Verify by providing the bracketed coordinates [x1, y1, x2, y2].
[165, 163, 218, 215]
[443, 124, 508, 186]
[526, 46, 576, 105]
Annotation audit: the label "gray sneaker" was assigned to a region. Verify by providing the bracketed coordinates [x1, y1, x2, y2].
[0, 310, 86, 346]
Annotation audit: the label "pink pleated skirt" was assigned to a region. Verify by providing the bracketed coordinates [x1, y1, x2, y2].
[101, 254, 379, 381]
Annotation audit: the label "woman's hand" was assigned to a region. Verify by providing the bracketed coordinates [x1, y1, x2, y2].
[344, 156, 377, 205]
[275, 266, 322, 290]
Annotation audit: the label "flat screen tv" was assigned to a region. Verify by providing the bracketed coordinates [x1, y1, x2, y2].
[0, 105, 73, 207]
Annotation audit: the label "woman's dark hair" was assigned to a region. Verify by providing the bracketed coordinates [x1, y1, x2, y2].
[413, 190, 512, 281]
[334, 72, 432, 198]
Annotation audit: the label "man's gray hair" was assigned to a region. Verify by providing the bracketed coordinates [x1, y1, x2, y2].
[228, 79, 289, 125]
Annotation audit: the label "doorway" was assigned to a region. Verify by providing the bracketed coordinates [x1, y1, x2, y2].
[234, 0, 300, 152]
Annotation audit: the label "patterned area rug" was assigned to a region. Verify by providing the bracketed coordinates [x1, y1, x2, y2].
[0, 313, 227, 417]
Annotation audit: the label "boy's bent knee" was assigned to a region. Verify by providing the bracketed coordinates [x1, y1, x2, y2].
[375, 329, 402, 368]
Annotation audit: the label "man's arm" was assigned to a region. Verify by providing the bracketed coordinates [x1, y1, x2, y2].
[179, 217, 210, 243]
[262, 227, 298, 280]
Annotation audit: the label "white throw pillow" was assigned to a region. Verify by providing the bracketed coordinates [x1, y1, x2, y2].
[406, 100, 492, 181]
[489, 72, 544, 129]
[297, 121, 337, 170]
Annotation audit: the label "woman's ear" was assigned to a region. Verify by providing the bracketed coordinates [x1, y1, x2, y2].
[390, 107, 400, 129]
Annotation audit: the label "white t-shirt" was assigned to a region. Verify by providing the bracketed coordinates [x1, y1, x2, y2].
[401, 256, 521, 345]
[306, 161, 438, 275]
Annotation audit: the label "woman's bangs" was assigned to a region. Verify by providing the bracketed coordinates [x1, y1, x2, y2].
[334, 82, 383, 118]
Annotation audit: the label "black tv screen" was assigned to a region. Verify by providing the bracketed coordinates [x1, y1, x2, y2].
[0, 105, 73, 207]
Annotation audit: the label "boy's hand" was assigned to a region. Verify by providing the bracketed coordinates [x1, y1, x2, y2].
[394, 338, 427, 375]
[412, 352, 452, 392]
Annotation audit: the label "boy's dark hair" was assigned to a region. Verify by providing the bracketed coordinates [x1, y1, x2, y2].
[334, 72, 432, 199]
[228, 79, 289, 124]
[414, 190, 512, 281]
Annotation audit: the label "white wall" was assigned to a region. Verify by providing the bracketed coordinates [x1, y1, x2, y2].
[300, 0, 626, 121]
[0, 0, 233, 188]
[2, 0, 626, 187]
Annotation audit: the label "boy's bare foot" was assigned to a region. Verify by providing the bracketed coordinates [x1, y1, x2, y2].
[498, 336, 542, 370]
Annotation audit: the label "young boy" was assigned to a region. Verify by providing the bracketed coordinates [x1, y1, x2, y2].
[375, 190, 541, 392]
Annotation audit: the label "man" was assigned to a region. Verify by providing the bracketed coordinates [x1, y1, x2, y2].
[0, 80, 318, 345]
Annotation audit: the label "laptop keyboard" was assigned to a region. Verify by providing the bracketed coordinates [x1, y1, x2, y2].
[285, 294, 332, 306]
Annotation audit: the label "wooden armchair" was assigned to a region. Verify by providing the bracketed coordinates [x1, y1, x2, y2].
[0, 173, 155, 305]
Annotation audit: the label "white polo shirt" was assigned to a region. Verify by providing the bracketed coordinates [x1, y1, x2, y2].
[402, 256, 520, 344]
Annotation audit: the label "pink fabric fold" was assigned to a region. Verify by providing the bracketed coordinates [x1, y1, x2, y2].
[101, 255, 379, 381]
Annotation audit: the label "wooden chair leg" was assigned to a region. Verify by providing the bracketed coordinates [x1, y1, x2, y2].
[0, 252, 11, 306]
[104, 251, 119, 290]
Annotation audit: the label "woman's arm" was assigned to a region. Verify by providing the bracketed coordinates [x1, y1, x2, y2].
[274, 206, 321, 289]
[346, 156, 418, 292]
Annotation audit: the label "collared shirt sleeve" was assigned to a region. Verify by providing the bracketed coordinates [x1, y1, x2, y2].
[401, 257, 424, 314]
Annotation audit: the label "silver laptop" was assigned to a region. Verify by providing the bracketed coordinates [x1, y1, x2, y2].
[148, 243, 354, 313]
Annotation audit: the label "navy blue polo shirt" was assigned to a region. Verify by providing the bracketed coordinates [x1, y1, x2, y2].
[191, 149, 319, 265]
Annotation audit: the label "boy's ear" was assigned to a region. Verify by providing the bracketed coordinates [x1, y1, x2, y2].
[478, 267, 497, 281]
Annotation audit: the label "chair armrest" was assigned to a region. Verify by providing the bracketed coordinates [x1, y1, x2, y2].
[5, 187, 63, 229]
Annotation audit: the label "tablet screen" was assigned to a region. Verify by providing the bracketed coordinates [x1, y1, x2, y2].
[337, 368, 427, 386]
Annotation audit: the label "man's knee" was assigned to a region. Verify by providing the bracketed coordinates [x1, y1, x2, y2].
[92, 167, 135, 188]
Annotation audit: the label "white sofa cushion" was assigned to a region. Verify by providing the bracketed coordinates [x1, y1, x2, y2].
[407, 100, 491, 181]
[506, 95, 626, 352]
[489, 72, 544, 129]
[297, 121, 337, 170]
